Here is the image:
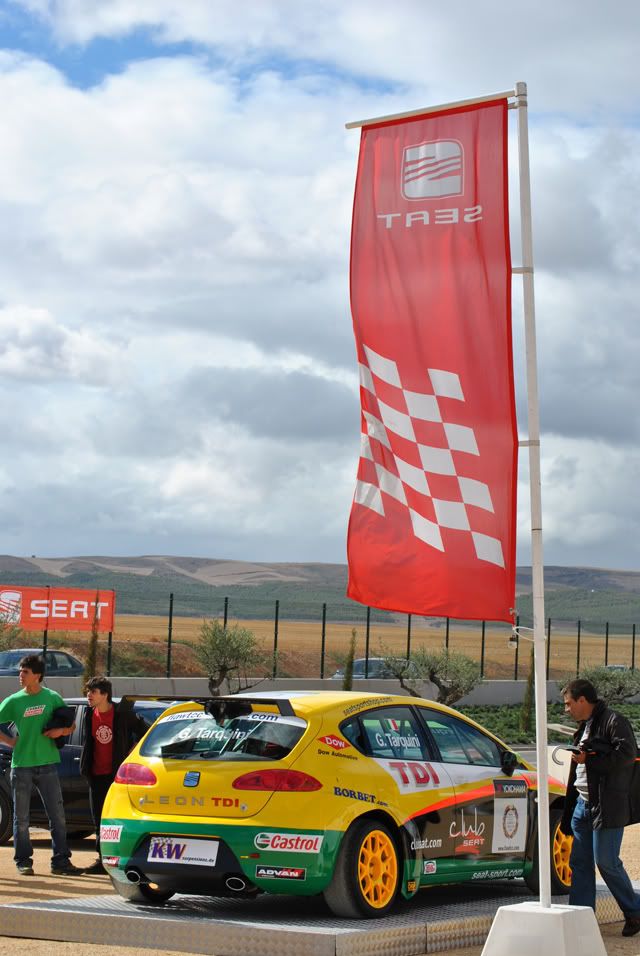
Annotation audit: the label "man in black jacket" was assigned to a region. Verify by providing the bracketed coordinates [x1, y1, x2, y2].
[80, 677, 146, 874]
[560, 678, 640, 937]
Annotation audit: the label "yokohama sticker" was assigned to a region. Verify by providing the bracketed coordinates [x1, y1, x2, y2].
[255, 866, 306, 880]
[254, 832, 323, 853]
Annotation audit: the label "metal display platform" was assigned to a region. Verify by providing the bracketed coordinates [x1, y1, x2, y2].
[0, 883, 624, 955]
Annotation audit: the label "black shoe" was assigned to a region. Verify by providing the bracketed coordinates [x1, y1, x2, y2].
[622, 917, 640, 937]
[16, 864, 34, 876]
[83, 859, 106, 874]
[51, 862, 83, 876]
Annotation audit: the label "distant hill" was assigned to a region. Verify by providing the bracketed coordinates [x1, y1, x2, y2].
[1, 555, 639, 628]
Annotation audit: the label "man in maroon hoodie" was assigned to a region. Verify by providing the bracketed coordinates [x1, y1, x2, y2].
[80, 677, 146, 874]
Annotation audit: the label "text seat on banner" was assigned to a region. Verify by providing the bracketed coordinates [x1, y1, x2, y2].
[347, 99, 517, 623]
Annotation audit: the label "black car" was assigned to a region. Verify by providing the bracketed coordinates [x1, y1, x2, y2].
[0, 697, 171, 844]
[0, 648, 84, 677]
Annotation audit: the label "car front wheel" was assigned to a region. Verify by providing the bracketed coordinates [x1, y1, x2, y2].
[524, 807, 572, 895]
[323, 819, 400, 918]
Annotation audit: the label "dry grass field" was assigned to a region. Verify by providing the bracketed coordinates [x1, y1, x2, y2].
[33, 613, 635, 680]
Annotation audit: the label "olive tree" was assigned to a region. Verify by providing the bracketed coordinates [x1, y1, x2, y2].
[195, 619, 268, 695]
[381, 646, 481, 706]
[0, 619, 21, 651]
[561, 665, 640, 705]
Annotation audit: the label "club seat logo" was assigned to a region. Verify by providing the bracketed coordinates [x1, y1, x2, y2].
[402, 140, 463, 199]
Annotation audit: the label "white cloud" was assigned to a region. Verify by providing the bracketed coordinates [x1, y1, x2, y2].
[0, 304, 125, 384]
[0, 2, 638, 574]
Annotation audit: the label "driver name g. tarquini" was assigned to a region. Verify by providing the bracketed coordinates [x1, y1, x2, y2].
[100, 691, 571, 919]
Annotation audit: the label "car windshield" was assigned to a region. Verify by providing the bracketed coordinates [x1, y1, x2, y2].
[0, 651, 23, 667]
[140, 709, 307, 761]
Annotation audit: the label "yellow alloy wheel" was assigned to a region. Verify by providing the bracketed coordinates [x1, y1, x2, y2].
[357, 828, 399, 909]
[553, 824, 573, 888]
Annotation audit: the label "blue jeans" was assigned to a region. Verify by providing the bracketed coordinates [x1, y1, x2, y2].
[569, 796, 640, 916]
[10, 765, 71, 868]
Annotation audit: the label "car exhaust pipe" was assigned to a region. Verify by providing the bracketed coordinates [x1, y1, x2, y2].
[225, 875, 248, 892]
[125, 868, 144, 885]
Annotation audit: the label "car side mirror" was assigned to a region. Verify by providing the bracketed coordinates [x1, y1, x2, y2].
[501, 750, 518, 777]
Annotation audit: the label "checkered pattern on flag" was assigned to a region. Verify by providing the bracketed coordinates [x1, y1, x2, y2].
[347, 99, 517, 622]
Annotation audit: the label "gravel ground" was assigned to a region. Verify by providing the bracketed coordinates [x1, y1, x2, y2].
[2, 828, 640, 956]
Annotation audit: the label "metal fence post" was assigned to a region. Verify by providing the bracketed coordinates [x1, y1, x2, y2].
[633, 624, 636, 671]
[545, 618, 551, 679]
[223, 596, 229, 628]
[272, 600, 279, 678]
[445, 617, 450, 653]
[42, 585, 50, 656]
[480, 621, 486, 678]
[514, 615, 520, 680]
[320, 603, 327, 678]
[166, 592, 174, 679]
[364, 607, 371, 677]
[576, 620, 581, 675]
[107, 631, 113, 676]
[406, 614, 412, 659]
[604, 622, 609, 666]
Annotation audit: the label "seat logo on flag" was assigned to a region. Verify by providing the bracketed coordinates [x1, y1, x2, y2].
[402, 140, 463, 200]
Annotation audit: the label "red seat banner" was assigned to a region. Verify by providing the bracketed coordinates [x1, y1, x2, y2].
[347, 99, 517, 622]
[0, 586, 116, 632]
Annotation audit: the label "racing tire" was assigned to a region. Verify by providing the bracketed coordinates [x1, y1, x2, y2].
[524, 807, 572, 895]
[323, 819, 401, 919]
[112, 878, 175, 905]
[0, 787, 12, 845]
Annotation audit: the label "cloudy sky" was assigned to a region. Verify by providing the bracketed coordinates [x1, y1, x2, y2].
[0, 0, 638, 570]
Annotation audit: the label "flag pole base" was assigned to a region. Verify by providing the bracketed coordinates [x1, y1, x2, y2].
[481, 902, 606, 956]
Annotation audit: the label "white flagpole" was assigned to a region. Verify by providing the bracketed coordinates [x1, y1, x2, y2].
[514, 80, 552, 909]
[483, 84, 604, 956]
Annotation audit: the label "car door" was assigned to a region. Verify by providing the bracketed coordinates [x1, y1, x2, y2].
[58, 704, 91, 828]
[415, 706, 529, 883]
[43, 651, 59, 675]
[341, 703, 456, 879]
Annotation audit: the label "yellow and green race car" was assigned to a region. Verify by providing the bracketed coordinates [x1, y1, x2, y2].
[100, 691, 571, 919]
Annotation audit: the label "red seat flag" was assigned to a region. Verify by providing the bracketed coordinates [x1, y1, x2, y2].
[0, 586, 116, 632]
[347, 99, 517, 622]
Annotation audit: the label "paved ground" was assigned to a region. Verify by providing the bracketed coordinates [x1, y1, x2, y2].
[2, 829, 640, 955]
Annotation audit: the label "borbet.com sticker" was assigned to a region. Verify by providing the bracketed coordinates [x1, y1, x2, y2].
[255, 866, 306, 881]
[100, 824, 123, 843]
[147, 836, 219, 866]
[491, 778, 528, 853]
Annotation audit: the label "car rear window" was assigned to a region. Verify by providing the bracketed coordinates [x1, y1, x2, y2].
[0, 651, 22, 667]
[140, 709, 307, 761]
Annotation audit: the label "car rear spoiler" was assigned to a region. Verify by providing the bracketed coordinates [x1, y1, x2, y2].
[120, 694, 295, 718]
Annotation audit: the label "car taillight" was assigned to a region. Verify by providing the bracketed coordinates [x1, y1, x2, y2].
[115, 763, 157, 786]
[232, 769, 322, 792]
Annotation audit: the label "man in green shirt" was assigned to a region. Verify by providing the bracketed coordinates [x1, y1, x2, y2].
[0, 653, 83, 875]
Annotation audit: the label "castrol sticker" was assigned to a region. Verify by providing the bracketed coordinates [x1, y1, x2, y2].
[254, 832, 323, 853]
